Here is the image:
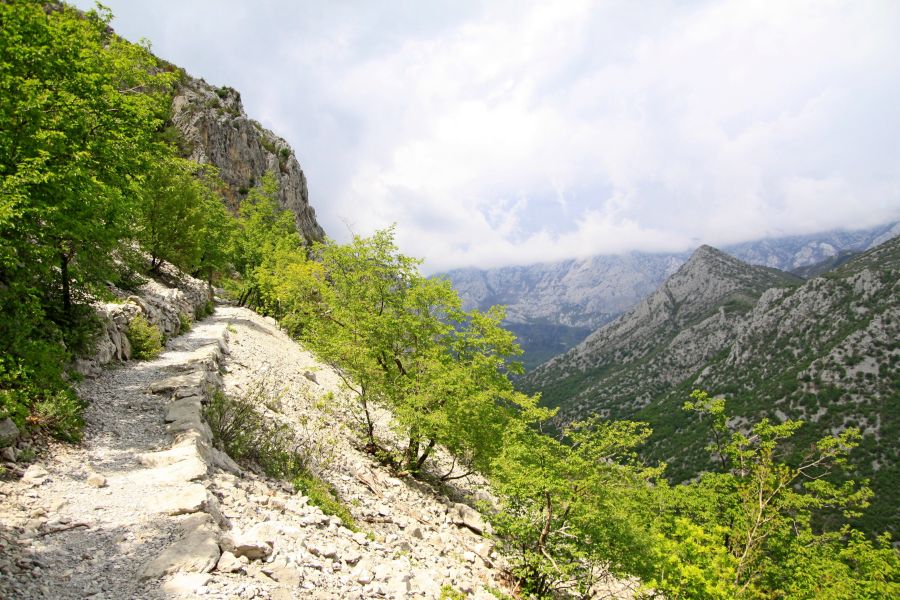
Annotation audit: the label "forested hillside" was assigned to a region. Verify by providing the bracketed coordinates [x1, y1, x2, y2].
[524, 238, 900, 537]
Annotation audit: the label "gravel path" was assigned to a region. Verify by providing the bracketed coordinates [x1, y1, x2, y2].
[0, 312, 230, 600]
[1, 305, 633, 599]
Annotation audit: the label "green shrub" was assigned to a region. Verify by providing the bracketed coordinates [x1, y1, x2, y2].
[194, 300, 214, 320]
[259, 137, 277, 154]
[127, 314, 163, 359]
[0, 338, 84, 441]
[204, 386, 358, 531]
[178, 312, 192, 333]
[34, 389, 85, 442]
[205, 386, 307, 477]
[439, 586, 466, 600]
[293, 472, 358, 531]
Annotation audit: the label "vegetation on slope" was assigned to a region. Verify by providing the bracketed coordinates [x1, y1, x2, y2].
[523, 238, 900, 537]
[2, 2, 896, 597]
[1, 0, 173, 440]
[237, 221, 898, 597]
[1, 1, 238, 441]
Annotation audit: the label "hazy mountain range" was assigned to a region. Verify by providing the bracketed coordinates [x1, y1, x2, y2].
[441, 222, 899, 369]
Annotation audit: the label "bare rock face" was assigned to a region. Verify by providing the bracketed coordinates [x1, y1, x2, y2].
[170, 77, 324, 243]
[0, 418, 19, 448]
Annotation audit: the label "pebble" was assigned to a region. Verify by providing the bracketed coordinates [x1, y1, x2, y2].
[87, 473, 108, 488]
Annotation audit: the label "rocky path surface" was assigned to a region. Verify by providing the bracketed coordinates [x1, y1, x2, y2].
[0, 312, 231, 599]
[202, 307, 505, 599]
[0, 306, 523, 599]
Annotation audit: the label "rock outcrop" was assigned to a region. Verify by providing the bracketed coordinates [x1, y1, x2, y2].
[170, 76, 325, 243]
[73, 261, 212, 377]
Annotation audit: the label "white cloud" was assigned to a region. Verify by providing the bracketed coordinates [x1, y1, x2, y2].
[73, 0, 900, 272]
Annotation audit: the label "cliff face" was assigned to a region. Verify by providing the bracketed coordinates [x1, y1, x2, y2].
[170, 76, 325, 243]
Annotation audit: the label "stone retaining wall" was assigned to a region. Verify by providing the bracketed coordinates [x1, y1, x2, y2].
[137, 327, 239, 590]
[75, 264, 212, 377]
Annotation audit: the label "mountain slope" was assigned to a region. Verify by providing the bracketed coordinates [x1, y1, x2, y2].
[726, 222, 900, 271]
[521, 246, 803, 418]
[443, 252, 687, 330]
[442, 253, 688, 370]
[647, 236, 900, 533]
[523, 237, 900, 535]
[789, 249, 860, 279]
[170, 76, 325, 243]
[442, 223, 898, 370]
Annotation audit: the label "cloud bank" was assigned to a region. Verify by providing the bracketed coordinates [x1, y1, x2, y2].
[73, 0, 900, 271]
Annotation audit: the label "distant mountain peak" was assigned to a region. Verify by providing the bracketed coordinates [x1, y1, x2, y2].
[660, 245, 799, 312]
[682, 244, 737, 270]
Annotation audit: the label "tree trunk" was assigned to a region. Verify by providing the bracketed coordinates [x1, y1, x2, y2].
[415, 438, 436, 472]
[536, 491, 553, 553]
[404, 433, 420, 470]
[361, 392, 376, 449]
[60, 252, 71, 315]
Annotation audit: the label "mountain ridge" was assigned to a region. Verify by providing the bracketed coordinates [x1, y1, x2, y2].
[522, 236, 900, 535]
[441, 222, 899, 370]
[526, 244, 802, 415]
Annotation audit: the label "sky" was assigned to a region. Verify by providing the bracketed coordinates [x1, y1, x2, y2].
[72, 0, 900, 272]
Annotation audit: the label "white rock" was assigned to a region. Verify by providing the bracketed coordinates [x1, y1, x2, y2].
[449, 503, 491, 535]
[139, 525, 220, 580]
[86, 472, 107, 488]
[306, 542, 338, 559]
[353, 568, 373, 585]
[21, 464, 49, 486]
[155, 484, 209, 516]
[226, 525, 275, 560]
[162, 572, 211, 596]
[215, 551, 243, 573]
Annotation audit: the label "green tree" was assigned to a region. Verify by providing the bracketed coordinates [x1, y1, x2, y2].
[137, 156, 235, 281]
[490, 417, 661, 599]
[0, 1, 175, 314]
[0, 1, 175, 440]
[643, 390, 898, 599]
[300, 229, 543, 474]
[231, 172, 301, 306]
[247, 227, 543, 477]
